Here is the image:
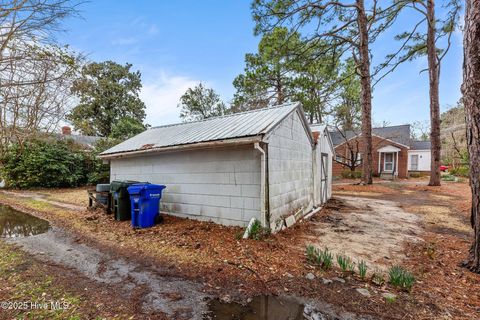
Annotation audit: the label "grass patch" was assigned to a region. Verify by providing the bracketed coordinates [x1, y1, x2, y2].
[0, 242, 83, 319]
[43, 189, 89, 207]
[26, 199, 54, 211]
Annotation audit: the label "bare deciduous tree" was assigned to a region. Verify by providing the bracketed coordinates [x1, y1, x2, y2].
[0, 0, 80, 153]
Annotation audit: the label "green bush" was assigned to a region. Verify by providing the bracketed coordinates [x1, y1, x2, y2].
[388, 266, 415, 291]
[86, 138, 120, 185]
[1, 139, 91, 189]
[341, 170, 362, 179]
[449, 166, 470, 177]
[0, 137, 111, 188]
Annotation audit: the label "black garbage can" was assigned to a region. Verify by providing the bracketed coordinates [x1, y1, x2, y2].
[96, 184, 110, 205]
[110, 180, 139, 221]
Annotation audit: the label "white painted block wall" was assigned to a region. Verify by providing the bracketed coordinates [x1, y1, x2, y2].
[267, 110, 314, 229]
[407, 150, 431, 171]
[110, 145, 261, 226]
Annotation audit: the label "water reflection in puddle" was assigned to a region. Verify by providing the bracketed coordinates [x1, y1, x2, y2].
[206, 295, 330, 320]
[0, 204, 50, 238]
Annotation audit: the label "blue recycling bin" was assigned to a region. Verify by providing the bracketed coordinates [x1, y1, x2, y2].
[127, 184, 166, 228]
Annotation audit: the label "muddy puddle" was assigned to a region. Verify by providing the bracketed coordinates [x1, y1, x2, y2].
[0, 204, 50, 238]
[205, 296, 336, 320]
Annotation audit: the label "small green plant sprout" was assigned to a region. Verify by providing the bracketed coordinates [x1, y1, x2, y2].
[336, 254, 355, 273]
[348, 260, 356, 273]
[383, 293, 396, 303]
[358, 260, 368, 279]
[248, 219, 270, 240]
[388, 266, 415, 291]
[320, 248, 333, 270]
[372, 268, 385, 286]
[306, 245, 317, 264]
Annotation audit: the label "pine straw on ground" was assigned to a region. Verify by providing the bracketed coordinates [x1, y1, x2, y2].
[0, 189, 444, 319]
[2, 182, 478, 319]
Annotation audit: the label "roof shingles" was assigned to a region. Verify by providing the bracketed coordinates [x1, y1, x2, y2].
[329, 124, 413, 148]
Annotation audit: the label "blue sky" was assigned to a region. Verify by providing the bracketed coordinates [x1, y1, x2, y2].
[58, 1, 463, 127]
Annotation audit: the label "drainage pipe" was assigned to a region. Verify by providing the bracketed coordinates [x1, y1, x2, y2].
[254, 142, 269, 228]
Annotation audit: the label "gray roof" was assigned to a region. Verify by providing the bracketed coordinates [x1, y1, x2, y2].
[101, 102, 305, 157]
[56, 133, 100, 149]
[328, 124, 412, 147]
[411, 140, 431, 150]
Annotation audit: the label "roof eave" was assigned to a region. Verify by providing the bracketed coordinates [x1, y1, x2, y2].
[99, 135, 263, 160]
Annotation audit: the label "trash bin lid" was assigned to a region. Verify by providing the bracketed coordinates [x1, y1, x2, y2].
[110, 180, 141, 192]
[126, 184, 145, 195]
[127, 183, 165, 195]
[141, 184, 166, 191]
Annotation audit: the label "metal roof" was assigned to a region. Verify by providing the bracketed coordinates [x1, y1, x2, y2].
[328, 124, 412, 147]
[100, 102, 302, 157]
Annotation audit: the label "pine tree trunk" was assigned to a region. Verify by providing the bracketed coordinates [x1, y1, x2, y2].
[462, 0, 480, 273]
[357, 0, 373, 185]
[427, 0, 442, 186]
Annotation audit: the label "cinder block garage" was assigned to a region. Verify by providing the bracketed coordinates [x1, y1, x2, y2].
[100, 102, 333, 230]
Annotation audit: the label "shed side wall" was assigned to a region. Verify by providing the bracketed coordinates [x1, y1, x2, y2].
[267, 111, 314, 229]
[110, 145, 261, 226]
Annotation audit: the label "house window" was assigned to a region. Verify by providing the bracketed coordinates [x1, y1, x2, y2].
[355, 153, 362, 165]
[384, 153, 394, 171]
[335, 155, 343, 163]
[410, 154, 419, 171]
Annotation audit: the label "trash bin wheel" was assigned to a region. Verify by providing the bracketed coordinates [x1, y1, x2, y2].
[155, 214, 164, 225]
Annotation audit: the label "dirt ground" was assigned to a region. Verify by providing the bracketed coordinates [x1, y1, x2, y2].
[0, 180, 479, 319]
[303, 196, 423, 268]
[333, 180, 479, 319]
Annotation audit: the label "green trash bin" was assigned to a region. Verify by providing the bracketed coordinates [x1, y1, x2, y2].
[110, 180, 140, 221]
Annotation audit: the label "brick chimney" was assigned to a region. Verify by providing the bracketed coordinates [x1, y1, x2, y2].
[61, 126, 72, 135]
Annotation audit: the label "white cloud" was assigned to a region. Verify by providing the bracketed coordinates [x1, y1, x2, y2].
[111, 37, 138, 46]
[140, 72, 201, 126]
[148, 24, 159, 35]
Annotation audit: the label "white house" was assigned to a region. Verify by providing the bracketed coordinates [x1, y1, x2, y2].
[100, 102, 333, 231]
